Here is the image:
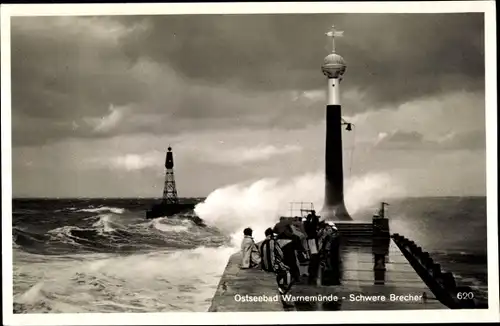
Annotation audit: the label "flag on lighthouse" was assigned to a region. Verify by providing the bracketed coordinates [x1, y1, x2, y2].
[325, 25, 344, 53]
[326, 30, 344, 38]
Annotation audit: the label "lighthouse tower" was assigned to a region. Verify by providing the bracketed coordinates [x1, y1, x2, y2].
[320, 25, 352, 221]
[146, 145, 199, 221]
[162, 146, 179, 205]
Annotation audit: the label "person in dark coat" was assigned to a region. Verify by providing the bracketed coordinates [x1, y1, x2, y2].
[273, 217, 302, 281]
[273, 217, 296, 239]
[304, 210, 319, 239]
[260, 228, 293, 294]
[317, 221, 341, 285]
[303, 210, 320, 284]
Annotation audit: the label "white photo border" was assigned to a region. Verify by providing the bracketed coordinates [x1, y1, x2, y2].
[1, 1, 498, 324]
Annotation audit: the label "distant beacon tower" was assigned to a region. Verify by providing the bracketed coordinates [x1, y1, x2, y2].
[321, 25, 352, 221]
[162, 146, 179, 204]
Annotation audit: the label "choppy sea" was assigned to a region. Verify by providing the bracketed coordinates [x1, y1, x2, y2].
[11, 196, 487, 313]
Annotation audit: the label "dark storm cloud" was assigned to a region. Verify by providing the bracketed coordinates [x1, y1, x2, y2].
[10, 13, 484, 147]
[10, 17, 150, 146]
[118, 13, 484, 103]
[11, 17, 144, 120]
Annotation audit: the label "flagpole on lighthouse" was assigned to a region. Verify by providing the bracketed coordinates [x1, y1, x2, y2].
[326, 25, 344, 54]
[321, 25, 352, 221]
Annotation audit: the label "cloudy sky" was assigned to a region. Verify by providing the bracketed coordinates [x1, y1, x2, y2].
[10, 13, 486, 198]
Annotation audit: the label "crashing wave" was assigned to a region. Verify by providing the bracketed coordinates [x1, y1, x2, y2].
[77, 207, 125, 214]
[151, 218, 191, 233]
[92, 214, 118, 234]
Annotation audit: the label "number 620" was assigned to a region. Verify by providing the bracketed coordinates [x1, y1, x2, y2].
[457, 292, 474, 300]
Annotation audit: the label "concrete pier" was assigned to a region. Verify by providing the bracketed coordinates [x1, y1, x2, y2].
[287, 239, 446, 310]
[208, 253, 284, 312]
[209, 239, 447, 311]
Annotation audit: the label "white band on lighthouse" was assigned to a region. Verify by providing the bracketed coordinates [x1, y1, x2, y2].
[327, 78, 341, 105]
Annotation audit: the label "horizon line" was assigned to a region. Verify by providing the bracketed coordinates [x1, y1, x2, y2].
[11, 195, 487, 199]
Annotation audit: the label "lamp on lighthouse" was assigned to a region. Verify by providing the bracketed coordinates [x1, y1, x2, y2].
[341, 118, 354, 131]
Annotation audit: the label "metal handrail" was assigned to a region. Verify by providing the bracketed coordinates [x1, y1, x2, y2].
[288, 201, 315, 217]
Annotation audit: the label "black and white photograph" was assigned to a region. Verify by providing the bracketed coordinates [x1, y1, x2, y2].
[1, 1, 498, 324]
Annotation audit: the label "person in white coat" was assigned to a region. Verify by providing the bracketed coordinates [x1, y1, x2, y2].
[240, 228, 261, 269]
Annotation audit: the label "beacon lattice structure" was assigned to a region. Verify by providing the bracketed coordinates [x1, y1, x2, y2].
[162, 146, 179, 205]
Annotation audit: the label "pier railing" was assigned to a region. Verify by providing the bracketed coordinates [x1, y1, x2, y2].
[392, 233, 485, 309]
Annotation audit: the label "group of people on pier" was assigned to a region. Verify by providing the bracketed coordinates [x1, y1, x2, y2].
[240, 210, 341, 295]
